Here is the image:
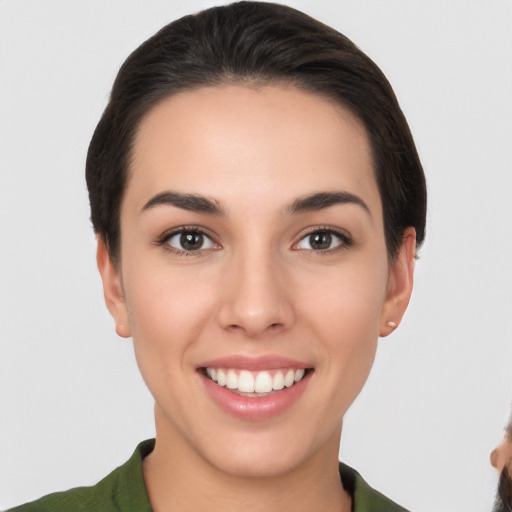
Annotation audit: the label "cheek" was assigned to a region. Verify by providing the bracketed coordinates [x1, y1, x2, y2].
[298, 258, 388, 338]
[122, 263, 218, 365]
[296, 259, 387, 396]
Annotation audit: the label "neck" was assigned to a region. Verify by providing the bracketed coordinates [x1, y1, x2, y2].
[143, 409, 351, 512]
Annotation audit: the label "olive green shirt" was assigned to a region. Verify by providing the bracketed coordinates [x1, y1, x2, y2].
[9, 439, 410, 512]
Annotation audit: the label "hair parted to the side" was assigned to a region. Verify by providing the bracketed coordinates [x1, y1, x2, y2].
[86, 1, 427, 264]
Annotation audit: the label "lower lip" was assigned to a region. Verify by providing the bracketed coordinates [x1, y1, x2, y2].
[200, 371, 312, 421]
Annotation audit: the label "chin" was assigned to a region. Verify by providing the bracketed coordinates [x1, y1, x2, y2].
[207, 444, 309, 479]
[198, 424, 338, 480]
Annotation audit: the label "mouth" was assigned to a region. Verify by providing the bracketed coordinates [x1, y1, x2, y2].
[201, 367, 312, 397]
[197, 355, 314, 420]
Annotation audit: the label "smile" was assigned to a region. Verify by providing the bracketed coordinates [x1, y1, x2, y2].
[198, 356, 314, 420]
[204, 367, 307, 395]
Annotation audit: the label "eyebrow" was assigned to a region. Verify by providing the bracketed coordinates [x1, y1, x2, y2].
[141, 191, 224, 215]
[287, 191, 371, 216]
[141, 190, 370, 217]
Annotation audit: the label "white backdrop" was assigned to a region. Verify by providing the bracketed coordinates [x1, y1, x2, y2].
[1, 1, 511, 510]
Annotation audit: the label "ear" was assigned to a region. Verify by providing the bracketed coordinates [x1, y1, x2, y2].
[96, 237, 131, 338]
[379, 227, 416, 337]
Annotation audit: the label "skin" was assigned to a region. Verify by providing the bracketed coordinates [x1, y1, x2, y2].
[492, 431, 512, 512]
[492, 431, 512, 473]
[97, 85, 416, 512]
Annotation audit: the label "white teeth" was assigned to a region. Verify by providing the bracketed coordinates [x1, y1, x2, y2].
[226, 370, 238, 389]
[217, 369, 226, 386]
[205, 367, 307, 393]
[294, 369, 305, 382]
[238, 370, 255, 393]
[254, 372, 273, 393]
[284, 369, 295, 387]
[272, 371, 285, 390]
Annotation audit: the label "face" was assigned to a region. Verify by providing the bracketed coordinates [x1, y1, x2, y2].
[98, 85, 415, 478]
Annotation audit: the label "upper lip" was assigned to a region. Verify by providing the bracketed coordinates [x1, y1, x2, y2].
[197, 354, 312, 371]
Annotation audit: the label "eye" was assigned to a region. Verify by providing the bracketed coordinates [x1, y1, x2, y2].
[163, 229, 219, 253]
[294, 229, 351, 252]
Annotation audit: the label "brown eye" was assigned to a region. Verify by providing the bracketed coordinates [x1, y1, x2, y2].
[295, 229, 350, 252]
[165, 230, 218, 252]
[180, 232, 204, 251]
[309, 231, 332, 250]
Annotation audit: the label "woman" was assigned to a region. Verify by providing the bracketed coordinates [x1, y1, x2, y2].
[8, 2, 425, 511]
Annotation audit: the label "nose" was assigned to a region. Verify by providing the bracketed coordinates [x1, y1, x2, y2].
[217, 250, 295, 338]
[491, 447, 499, 469]
[491, 439, 511, 472]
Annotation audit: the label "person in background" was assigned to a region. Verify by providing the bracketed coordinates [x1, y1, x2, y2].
[491, 411, 512, 512]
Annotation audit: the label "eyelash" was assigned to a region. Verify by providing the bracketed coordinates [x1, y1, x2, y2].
[156, 226, 220, 256]
[293, 226, 353, 254]
[156, 225, 352, 256]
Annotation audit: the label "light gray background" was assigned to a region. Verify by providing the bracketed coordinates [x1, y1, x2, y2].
[1, 1, 511, 510]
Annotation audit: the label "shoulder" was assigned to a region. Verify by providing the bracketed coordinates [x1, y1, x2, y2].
[7, 440, 155, 512]
[7, 485, 103, 512]
[339, 462, 411, 512]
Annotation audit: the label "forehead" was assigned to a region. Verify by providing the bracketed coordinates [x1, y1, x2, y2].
[127, 84, 379, 214]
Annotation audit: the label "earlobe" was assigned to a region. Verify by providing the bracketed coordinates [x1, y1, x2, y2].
[96, 238, 131, 338]
[379, 227, 416, 337]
